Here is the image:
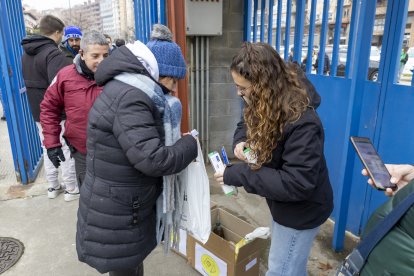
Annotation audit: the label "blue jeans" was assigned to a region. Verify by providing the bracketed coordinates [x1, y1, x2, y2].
[266, 220, 320, 276]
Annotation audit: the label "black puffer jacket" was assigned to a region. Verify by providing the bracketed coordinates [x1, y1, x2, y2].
[21, 35, 71, 121]
[224, 69, 333, 230]
[76, 46, 197, 273]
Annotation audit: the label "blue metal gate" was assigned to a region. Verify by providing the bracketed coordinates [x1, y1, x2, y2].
[133, 0, 166, 42]
[0, 0, 42, 184]
[244, 0, 414, 250]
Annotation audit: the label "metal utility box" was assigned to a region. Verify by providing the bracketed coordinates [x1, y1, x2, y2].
[185, 0, 223, 36]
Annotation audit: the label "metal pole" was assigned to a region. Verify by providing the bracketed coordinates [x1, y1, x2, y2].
[244, 0, 252, 42]
[253, 0, 258, 42]
[276, 0, 282, 51]
[330, 0, 345, 76]
[190, 39, 194, 129]
[206, 37, 209, 156]
[196, 36, 199, 134]
[293, 0, 305, 62]
[318, 0, 330, 75]
[267, 0, 274, 45]
[260, 0, 266, 42]
[201, 37, 205, 150]
[69, 0, 72, 22]
[284, 0, 292, 61]
[306, 0, 317, 73]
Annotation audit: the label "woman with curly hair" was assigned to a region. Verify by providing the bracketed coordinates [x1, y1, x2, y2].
[214, 42, 333, 276]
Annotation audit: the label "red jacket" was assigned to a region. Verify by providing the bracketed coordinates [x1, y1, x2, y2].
[40, 64, 103, 154]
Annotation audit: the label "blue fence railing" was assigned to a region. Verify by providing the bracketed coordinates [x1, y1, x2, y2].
[133, 0, 166, 43]
[0, 0, 42, 184]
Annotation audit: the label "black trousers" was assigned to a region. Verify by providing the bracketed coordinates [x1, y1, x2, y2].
[72, 151, 86, 188]
[108, 263, 143, 276]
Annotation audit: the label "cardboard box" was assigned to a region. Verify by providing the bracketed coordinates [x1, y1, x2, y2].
[187, 208, 266, 276]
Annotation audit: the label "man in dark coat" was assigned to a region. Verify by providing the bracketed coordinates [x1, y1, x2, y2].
[104, 34, 117, 54]
[59, 25, 82, 60]
[76, 25, 197, 275]
[21, 15, 76, 200]
[314, 52, 330, 75]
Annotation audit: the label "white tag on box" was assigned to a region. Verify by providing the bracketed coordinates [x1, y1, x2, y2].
[245, 258, 257, 271]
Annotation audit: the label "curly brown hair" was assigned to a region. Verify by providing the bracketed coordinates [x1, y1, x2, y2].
[230, 42, 310, 169]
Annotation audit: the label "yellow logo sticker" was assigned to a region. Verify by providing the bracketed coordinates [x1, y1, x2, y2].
[201, 254, 220, 276]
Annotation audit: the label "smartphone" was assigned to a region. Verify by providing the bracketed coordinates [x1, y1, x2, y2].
[350, 136, 397, 191]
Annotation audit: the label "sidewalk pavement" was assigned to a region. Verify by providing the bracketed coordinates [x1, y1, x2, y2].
[0, 118, 356, 276]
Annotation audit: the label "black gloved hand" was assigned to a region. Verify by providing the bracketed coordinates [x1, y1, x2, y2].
[47, 147, 65, 168]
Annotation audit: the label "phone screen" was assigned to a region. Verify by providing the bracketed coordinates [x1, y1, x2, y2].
[350, 137, 396, 190]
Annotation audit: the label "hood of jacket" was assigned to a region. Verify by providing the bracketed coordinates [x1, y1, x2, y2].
[21, 35, 57, 56]
[294, 63, 321, 109]
[95, 43, 158, 87]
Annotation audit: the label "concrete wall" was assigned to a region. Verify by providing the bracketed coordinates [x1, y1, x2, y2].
[208, 0, 244, 157]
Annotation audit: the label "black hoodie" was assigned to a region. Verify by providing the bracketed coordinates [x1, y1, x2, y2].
[21, 35, 71, 121]
[224, 70, 333, 230]
[94, 45, 151, 86]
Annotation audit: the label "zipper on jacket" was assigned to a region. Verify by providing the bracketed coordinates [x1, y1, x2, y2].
[132, 198, 141, 226]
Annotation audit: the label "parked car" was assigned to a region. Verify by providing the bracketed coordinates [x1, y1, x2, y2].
[335, 50, 380, 81]
[280, 45, 379, 81]
[369, 46, 381, 62]
[313, 47, 379, 81]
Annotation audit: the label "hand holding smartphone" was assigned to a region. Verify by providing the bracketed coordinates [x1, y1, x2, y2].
[350, 136, 397, 191]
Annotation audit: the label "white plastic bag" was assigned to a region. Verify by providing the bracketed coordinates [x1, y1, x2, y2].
[180, 139, 211, 243]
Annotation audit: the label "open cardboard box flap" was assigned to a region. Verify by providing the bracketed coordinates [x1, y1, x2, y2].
[205, 208, 266, 261]
[188, 207, 266, 276]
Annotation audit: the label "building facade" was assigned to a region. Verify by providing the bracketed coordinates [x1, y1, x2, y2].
[100, 0, 120, 39]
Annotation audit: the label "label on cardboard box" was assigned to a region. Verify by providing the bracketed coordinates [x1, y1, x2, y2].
[195, 242, 228, 276]
[245, 258, 257, 271]
[178, 229, 187, 256]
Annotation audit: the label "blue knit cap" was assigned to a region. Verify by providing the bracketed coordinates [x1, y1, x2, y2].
[146, 24, 186, 79]
[63, 26, 82, 41]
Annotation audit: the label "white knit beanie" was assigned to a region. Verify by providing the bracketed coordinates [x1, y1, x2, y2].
[125, 40, 159, 81]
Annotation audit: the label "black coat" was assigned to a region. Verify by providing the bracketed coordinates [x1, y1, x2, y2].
[224, 72, 333, 230]
[58, 43, 76, 60]
[314, 53, 330, 74]
[21, 35, 71, 121]
[76, 46, 197, 273]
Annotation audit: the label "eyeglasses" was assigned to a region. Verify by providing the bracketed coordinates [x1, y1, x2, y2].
[235, 84, 251, 96]
[235, 85, 252, 105]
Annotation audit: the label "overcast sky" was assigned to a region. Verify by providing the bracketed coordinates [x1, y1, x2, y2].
[22, 0, 88, 11]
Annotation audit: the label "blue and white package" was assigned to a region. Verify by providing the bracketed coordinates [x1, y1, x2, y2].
[221, 146, 230, 165]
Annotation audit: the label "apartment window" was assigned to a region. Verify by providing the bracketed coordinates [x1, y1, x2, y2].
[343, 9, 349, 18]
[374, 18, 385, 32]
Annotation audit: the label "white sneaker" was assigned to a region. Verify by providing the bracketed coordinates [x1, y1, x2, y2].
[64, 187, 80, 202]
[48, 185, 64, 199]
